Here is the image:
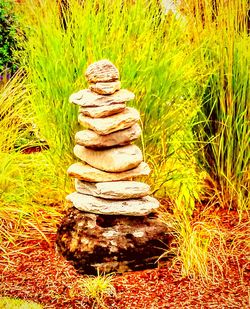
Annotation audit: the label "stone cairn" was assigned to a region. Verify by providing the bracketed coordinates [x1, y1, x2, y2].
[56, 60, 171, 275]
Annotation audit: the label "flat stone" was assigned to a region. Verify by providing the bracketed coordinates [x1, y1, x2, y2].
[89, 81, 121, 95]
[78, 107, 140, 135]
[66, 192, 159, 215]
[75, 180, 150, 199]
[73, 144, 143, 172]
[67, 161, 150, 182]
[85, 60, 119, 83]
[79, 103, 125, 118]
[69, 89, 135, 108]
[56, 208, 172, 275]
[75, 124, 141, 149]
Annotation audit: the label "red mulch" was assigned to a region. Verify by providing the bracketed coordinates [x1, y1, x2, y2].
[0, 206, 249, 308]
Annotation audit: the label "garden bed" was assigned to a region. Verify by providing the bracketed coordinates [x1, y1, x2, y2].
[1, 206, 249, 308]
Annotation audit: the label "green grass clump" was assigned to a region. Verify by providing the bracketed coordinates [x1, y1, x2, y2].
[15, 0, 200, 195]
[0, 74, 66, 253]
[157, 0, 250, 280]
[159, 201, 227, 281]
[73, 272, 116, 309]
[190, 0, 250, 210]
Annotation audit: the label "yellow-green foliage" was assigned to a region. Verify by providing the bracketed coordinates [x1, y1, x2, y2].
[15, 0, 201, 195]
[0, 71, 32, 152]
[0, 297, 43, 309]
[160, 210, 227, 281]
[157, 0, 249, 279]
[0, 0, 248, 280]
[190, 0, 250, 210]
[72, 272, 116, 308]
[0, 75, 66, 249]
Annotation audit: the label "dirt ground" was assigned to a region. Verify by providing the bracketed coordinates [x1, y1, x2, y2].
[0, 201, 249, 308]
[0, 230, 249, 309]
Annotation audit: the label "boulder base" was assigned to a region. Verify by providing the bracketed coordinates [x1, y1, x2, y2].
[56, 207, 172, 275]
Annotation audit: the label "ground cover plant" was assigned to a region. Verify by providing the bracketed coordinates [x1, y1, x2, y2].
[0, 0, 249, 307]
[0, 297, 42, 309]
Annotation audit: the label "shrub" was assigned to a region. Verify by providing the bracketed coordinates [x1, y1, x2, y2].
[0, 0, 18, 74]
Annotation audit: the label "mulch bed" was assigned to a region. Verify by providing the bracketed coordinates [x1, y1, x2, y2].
[0, 203, 249, 308]
[0, 232, 249, 309]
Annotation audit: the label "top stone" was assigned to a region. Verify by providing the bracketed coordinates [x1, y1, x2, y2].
[85, 60, 119, 83]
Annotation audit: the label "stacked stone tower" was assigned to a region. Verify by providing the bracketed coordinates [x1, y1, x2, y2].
[56, 60, 171, 275]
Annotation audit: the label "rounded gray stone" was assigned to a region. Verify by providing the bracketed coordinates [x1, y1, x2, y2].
[69, 89, 134, 108]
[78, 107, 140, 135]
[75, 179, 150, 199]
[79, 103, 125, 118]
[75, 124, 142, 149]
[85, 59, 119, 83]
[67, 161, 151, 182]
[73, 144, 143, 172]
[66, 192, 160, 215]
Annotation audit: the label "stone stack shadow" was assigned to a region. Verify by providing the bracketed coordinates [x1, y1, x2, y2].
[56, 60, 172, 275]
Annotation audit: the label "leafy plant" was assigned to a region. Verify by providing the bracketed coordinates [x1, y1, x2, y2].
[0, 0, 18, 74]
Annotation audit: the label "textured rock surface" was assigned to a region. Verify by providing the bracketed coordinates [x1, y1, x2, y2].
[75, 124, 141, 149]
[89, 81, 121, 95]
[80, 103, 125, 118]
[85, 60, 119, 83]
[78, 107, 140, 135]
[56, 208, 172, 274]
[73, 144, 143, 172]
[75, 179, 150, 199]
[67, 161, 150, 182]
[70, 89, 134, 107]
[66, 192, 159, 215]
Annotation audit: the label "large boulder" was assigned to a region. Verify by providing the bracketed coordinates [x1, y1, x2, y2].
[56, 207, 172, 275]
